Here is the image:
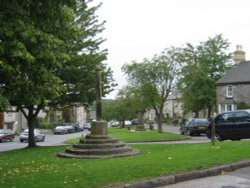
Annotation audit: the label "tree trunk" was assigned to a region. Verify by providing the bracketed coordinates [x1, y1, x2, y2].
[207, 107, 212, 119]
[120, 120, 125, 128]
[194, 111, 199, 118]
[157, 113, 163, 133]
[27, 117, 37, 148]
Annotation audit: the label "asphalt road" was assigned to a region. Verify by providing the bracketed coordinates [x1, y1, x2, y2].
[0, 130, 89, 152]
[0, 125, 210, 152]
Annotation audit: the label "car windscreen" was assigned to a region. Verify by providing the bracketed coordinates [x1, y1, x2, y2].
[194, 119, 208, 125]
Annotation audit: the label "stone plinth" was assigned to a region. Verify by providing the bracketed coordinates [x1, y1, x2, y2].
[90, 121, 108, 136]
[58, 121, 140, 159]
[135, 125, 146, 131]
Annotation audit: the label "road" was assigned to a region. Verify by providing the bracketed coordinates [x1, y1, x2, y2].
[0, 130, 89, 152]
[0, 125, 210, 152]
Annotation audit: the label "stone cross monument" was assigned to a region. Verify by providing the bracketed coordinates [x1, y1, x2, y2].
[57, 66, 140, 159]
[90, 66, 108, 136]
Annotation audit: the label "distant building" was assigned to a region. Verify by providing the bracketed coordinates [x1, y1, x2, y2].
[0, 105, 87, 131]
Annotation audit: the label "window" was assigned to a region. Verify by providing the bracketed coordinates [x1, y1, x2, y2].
[216, 112, 234, 123]
[235, 112, 250, 122]
[226, 85, 233, 98]
[219, 104, 235, 113]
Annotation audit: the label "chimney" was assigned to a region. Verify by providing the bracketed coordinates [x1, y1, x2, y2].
[233, 45, 246, 65]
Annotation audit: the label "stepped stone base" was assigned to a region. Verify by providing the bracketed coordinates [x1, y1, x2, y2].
[135, 125, 146, 131]
[58, 121, 140, 159]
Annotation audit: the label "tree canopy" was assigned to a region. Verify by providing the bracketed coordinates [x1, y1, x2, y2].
[122, 47, 182, 132]
[103, 86, 146, 125]
[178, 34, 232, 117]
[0, 0, 114, 147]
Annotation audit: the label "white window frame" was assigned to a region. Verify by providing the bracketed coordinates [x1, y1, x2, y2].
[218, 104, 235, 113]
[226, 85, 233, 98]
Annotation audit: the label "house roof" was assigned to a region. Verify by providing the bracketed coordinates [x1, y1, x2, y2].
[216, 61, 250, 85]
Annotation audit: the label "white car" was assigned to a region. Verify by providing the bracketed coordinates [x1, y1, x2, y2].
[125, 120, 132, 126]
[20, 129, 45, 142]
[110, 121, 120, 127]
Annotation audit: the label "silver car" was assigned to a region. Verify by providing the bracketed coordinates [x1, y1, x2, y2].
[20, 129, 45, 142]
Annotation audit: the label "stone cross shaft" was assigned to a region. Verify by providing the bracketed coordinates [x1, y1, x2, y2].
[95, 66, 102, 121]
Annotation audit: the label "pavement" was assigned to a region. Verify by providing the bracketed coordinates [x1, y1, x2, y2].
[158, 166, 250, 188]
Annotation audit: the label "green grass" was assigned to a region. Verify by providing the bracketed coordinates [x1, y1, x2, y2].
[1, 141, 250, 188]
[66, 127, 188, 144]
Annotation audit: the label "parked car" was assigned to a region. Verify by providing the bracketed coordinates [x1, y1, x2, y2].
[64, 125, 75, 133]
[83, 123, 91, 130]
[125, 120, 132, 126]
[206, 109, 250, 141]
[70, 123, 83, 132]
[0, 129, 15, 142]
[180, 118, 208, 136]
[131, 119, 138, 125]
[20, 129, 45, 142]
[54, 126, 68, 135]
[110, 121, 120, 127]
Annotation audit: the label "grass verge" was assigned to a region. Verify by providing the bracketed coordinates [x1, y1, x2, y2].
[1, 141, 250, 188]
[66, 127, 189, 144]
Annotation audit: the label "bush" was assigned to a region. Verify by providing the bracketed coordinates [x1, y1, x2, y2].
[39, 123, 52, 129]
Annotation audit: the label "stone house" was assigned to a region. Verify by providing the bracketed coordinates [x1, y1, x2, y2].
[0, 106, 87, 131]
[144, 90, 184, 122]
[216, 45, 250, 113]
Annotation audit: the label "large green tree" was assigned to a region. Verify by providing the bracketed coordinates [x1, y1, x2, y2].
[122, 47, 182, 132]
[178, 35, 232, 118]
[0, 1, 113, 147]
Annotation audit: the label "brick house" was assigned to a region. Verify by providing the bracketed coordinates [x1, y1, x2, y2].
[216, 45, 250, 113]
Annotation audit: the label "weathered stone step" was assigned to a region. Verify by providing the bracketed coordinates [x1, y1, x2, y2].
[65, 146, 133, 155]
[57, 148, 140, 159]
[80, 137, 120, 144]
[73, 141, 126, 149]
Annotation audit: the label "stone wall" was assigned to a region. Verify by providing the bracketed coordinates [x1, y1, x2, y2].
[217, 84, 250, 107]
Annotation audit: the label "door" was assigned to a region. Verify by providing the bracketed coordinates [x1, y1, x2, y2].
[234, 111, 250, 139]
[215, 112, 235, 139]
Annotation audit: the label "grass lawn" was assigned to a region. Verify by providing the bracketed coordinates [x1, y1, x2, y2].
[1, 141, 250, 188]
[66, 127, 189, 144]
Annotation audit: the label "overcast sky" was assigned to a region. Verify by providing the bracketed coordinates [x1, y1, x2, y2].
[94, 0, 250, 99]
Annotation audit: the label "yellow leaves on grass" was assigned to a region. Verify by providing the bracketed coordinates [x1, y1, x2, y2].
[2, 162, 59, 180]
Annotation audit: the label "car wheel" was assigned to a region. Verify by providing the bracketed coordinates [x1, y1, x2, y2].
[20, 139, 24, 143]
